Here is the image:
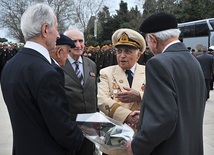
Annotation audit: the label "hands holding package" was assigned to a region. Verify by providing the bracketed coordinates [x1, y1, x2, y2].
[115, 86, 141, 154]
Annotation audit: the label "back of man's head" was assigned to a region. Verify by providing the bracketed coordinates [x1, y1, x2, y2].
[201, 46, 208, 53]
[21, 3, 55, 41]
[139, 12, 180, 42]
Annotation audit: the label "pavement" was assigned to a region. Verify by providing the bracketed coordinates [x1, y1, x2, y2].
[0, 87, 214, 155]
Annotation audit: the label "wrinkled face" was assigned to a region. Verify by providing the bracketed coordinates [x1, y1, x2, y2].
[66, 30, 84, 59]
[116, 46, 141, 70]
[46, 15, 60, 52]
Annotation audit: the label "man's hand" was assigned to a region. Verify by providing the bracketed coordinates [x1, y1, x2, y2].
[115, 87, 141, 103]
[125, 140, 133, 155]
[125, 111, 140, 129]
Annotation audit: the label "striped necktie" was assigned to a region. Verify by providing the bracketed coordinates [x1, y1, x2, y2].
[75, 61, 84, 86]
[125, 70, 133, 87]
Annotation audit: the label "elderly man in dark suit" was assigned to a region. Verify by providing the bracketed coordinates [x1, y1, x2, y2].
[62, 27, 98, 155]
[125, 12, 206, 155]
[50, 33, 76, 83]
[1, 4, 83, 155]
[196, 46, 214, 100]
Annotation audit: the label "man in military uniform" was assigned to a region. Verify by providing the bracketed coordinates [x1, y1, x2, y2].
[1, 42, 9, 71]
[102, 45, 110, 68]
[98, 28, 146, 155]
[0, 43, 3, 50]
[10, 43, 18, 57]
[94, 45, 103, 76]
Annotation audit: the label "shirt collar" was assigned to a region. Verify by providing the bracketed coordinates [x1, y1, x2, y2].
[68, 54, 83, 64]
[125, 63, 136, 74]
[24, 41, 51, 64]
[51, 58, 60, 66]
[162, 40, 180, 53]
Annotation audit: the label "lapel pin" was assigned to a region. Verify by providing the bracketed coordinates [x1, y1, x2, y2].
[119, 80, 123, 83]
[89, 72, 95, 77]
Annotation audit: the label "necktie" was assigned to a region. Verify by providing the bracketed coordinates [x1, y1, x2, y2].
[125, 70, 133, 87]
[75, 61, 84, 86]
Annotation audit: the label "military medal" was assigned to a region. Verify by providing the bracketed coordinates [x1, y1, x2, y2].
[113, 89, 118, 94]
[112, 77, 122, 102]
[141, 82, 146, 90]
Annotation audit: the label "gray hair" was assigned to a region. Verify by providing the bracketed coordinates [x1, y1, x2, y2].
[201, 46, 208, 52]
[64, 26, 84, 42]
[136, 48, 140, 54]
[21, 3, 55, 41]
[147, 29, 181, 42]
[64, 26, 84, 36]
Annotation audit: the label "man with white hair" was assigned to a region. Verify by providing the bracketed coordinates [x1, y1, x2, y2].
[62, 27, 98, 155]
[98, 28, 146, 155]
[125, 12, 206, 155]
[1, 4, 83, 155]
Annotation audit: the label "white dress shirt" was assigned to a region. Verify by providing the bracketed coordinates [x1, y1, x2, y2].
[68, 55, 84, 78]
[24, 41, 51, 64]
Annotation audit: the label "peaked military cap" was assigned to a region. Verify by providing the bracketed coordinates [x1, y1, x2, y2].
[139, 12, 178, 33]
[56, 33, 76, 48]
[112, 28, 146, 52]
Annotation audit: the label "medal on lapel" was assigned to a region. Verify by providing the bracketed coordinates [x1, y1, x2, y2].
[112, 77, 121, 101]
[141, 82, 146, 91]
[89, 72, 95, 77]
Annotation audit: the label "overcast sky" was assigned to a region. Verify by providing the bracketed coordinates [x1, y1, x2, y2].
[0, 0, 143, 43]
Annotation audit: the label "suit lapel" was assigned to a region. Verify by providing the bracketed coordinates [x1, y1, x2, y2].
[112, 64, 145, 110]
[132, 64, 146, 91]
[62, 59, 80, 85]
[112, 64, 145, 91]
[83, 57, 90, 85]
[112, 66, 129, 92]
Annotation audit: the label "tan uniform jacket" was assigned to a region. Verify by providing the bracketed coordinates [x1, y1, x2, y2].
[98, 63, 146, 155]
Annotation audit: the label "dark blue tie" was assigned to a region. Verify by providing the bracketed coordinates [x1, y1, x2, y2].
[125, 70, 133, 87]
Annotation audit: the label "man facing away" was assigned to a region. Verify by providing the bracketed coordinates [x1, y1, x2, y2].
[1, 4, 83, 155]
[126, 12, 206, 155]
[62, 27, 98, 155]
[196, 46, 214, 100]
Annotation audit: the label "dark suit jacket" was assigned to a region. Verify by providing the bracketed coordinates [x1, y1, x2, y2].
[132, 42, 206, 155]
[196, 53, 214, 79]
[51, 58, 65, 85]
[62, 56, 98, 155]
[62, 56, 98, 121]
[1, 47, 83, 155]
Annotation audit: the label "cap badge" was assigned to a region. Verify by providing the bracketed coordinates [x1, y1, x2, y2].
[120, 32, 129, 42]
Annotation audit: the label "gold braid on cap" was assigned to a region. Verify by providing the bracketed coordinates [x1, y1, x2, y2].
[115, 32, 141, 49]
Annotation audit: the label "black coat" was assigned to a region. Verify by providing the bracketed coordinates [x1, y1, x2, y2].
[1, 47, 83, 155]
[196, 52, 214, 79]
[132, 42, 206, 155]
[62, 57, 98, 155]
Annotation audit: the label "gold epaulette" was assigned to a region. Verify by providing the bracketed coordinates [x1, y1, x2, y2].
[105, 103, 120, 118]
